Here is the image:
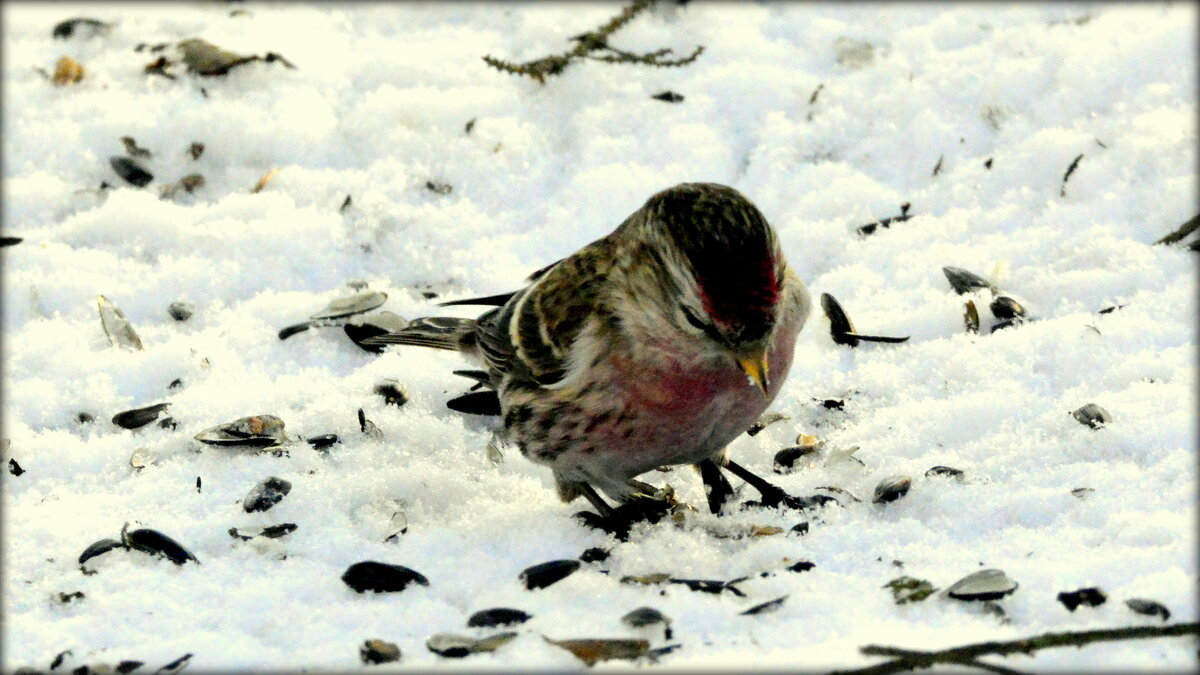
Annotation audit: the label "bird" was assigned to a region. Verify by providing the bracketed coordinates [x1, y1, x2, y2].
[364, 182, 821, 534]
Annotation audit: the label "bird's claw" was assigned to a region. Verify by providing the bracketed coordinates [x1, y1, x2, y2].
[574, 494, 675, 540]
[744, 487, 837, 512]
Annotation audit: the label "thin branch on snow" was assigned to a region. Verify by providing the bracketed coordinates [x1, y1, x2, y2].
[830, 622, 1200, 675]
[1154, 213, 1200, 246]
[482, 0, 704, 83]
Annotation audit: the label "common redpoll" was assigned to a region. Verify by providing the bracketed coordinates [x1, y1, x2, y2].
[366, 183, 818, 532]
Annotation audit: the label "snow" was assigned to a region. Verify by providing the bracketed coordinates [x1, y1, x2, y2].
[2, 1, 1196, 672]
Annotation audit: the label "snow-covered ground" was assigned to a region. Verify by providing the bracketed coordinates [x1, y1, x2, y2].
[2, 1, 1196, 671]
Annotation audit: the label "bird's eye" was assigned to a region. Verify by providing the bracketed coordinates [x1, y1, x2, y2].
[681, 305, 721, 340]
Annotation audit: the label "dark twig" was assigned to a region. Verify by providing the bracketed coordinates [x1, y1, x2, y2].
[1154, 213, 1200, 246]
[831, 622, 1199, 675]
[483, 0, 703, 83]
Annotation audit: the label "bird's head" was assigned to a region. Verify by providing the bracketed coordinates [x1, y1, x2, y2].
[629, 182, 787, 395]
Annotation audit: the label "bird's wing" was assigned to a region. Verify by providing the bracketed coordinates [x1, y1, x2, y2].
[474, 238, 616, 387]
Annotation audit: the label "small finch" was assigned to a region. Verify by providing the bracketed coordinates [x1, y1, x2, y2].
[366, 183, 819, 533]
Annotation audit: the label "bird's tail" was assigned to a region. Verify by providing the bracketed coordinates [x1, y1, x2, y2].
[360, 317, 475, 351]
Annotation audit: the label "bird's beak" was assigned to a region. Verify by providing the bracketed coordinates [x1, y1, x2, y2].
[737, 350, 770, 396]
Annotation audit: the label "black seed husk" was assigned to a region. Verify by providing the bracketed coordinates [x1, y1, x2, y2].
[78, 538, 123, 565]
[342, 561, 429, 593]
[306, 434, 339, 449]
[467, 607, 531, 628]
[109, 157, 153, 187]
[112, 403, 170, 430]
[242, 477, 292, 513]
[519, 559, 581, 590]
[123, 528, 199, 565]
[1057, 587, 1107, 611]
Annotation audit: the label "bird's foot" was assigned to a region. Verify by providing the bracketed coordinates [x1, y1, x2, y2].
[574, 490, 677, 540]
[722, 459, 838, 512]
[696, 459, 736, 514]
[742, 486, 837, 512]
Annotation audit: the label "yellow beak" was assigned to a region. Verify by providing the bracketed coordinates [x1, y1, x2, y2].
[737, 351, 770, 396]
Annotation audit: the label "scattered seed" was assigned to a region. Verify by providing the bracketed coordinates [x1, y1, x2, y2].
[808, 83, 824, 105]
[108, 157, 153, 187]
[1071, 403, 1111, 429]
[885, 576, 937, 604]
[1057, 587, 1107, 611]
[873, 475, 911, 504]
[984, 157, 993, 169]
[427, 632, 517, 658]
[669, 577, 747, 597]
[188, 142, 205, 160]
[51, 650, 73, 670]
[122, 525, 199, 565]
[56, 591, 85, 603]
[989, 296, 1026, 320]
[306, 434, 339, 450]
[575, 548, 609, 565]
[53, 18, 111, 39]
[154, 653, 192, 675]
[120, 136, 152, 158]
[773, 445, 818, 474]
[425, 180, 452, 195]
[359, 639, 400, 665]
[78, 538, 122, 565]
[946, 569, 1017, 601]
[195, 415, 286, 447]
[746, 412, 788, 436]
[740, 595, 787, 616]
[52, 56, 85, 85]
[341, 561, 429, 593]
[789, 522, 809, 536]
[312, 291, 388, 321]
[242, 477, 291, 513]
[856, 204, 912, 237]
[1060, 153, 1084, 197]
[964, 300, 980, 333]
[129, 446, 157, 469]
[468, 607, 531, 628]
[112, 403, 170, 430]
[358, 408, 382, 439]
[942, 266, 997, 295]
[9, 458, 26, 476]
[1125, 598, 1170, 621]
[650, 91, 684, 103]
[383, 511, 408, 542]
[820, 293, 857, 346]
[544, 638, 649, 666]
[925, 465, 964, 479]
[622, 606, 669, 628]
[373, 379, 408, 408]
[167, 301, 194, 321]
[250, 168, 279, 194]
[1071, 487, 1095, 499]
[520, 559, 581, 590]
[98, 295, 144, 349]
[932, 154, 944, 176]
